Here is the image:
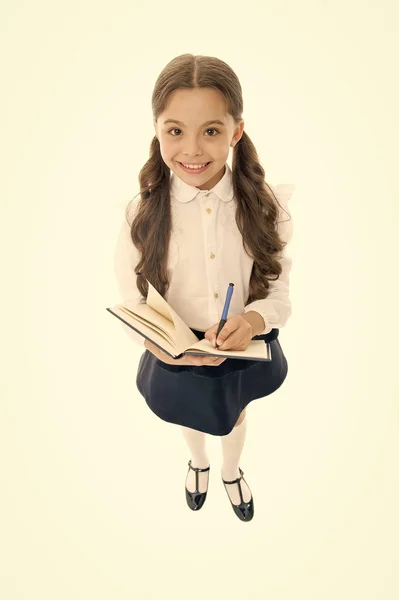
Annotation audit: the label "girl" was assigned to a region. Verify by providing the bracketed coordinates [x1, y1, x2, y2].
[114, 53, 294, 522]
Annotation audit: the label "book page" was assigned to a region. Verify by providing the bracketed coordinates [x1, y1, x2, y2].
[145, 279, 175, 322]
[107, 305, 189, 358]
[146, 279, 200, 353]
[186, 338, 270, 360]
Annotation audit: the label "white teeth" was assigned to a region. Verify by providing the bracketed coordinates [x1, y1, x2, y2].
[181, 162, 208, 169]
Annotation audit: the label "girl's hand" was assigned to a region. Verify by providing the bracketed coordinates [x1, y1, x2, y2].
[144, 339, 226, 367]
[204, 315, 253, 351]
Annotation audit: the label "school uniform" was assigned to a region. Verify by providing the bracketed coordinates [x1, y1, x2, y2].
[114, 163, 294, 436]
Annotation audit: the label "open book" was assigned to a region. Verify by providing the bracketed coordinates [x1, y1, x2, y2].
[106, 278, 271, 362]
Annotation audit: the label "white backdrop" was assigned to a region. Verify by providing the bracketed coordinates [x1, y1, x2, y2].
[1, 1, 398, 599]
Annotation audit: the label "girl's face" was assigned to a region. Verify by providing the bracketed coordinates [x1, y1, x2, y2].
[154, 88, 244, 190]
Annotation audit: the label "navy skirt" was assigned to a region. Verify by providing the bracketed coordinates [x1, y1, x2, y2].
[135, 328, 288, 436]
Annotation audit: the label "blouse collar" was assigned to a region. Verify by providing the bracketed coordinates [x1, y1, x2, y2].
[170, 162, 234, 204]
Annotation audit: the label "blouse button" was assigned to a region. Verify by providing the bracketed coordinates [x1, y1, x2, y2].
[210, 253, 215, 259]
[206, 208, 211, 214]
[214, 292, 219, 298]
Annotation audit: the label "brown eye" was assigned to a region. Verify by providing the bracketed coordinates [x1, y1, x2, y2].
[168, 128, 219, 136]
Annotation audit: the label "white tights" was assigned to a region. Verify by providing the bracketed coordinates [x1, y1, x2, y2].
[181, 417, 252, 505]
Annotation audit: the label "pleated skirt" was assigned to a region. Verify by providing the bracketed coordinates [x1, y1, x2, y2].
[135, 328, 288, 436]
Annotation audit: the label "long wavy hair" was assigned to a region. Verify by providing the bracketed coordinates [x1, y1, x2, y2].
[126, 53, 291, 305]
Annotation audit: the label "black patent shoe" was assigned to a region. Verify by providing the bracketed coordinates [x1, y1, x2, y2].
[222, 467, 254, 522]
[185, 460, 210, 511]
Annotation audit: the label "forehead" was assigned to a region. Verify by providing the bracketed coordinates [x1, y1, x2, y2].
[161, 88, 229, 123]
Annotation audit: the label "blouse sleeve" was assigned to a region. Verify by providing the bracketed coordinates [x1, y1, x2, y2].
[243, 183, 295, 335]
[113, 197, 147, 348]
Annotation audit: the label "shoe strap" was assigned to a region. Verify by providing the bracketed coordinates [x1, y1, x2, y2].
[222, 468, 245, 505]
[188, 460, 210, 472]
[222, 467, 244, 484]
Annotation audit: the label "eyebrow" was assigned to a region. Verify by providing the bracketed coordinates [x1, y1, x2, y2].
[163, 119, 225, 127]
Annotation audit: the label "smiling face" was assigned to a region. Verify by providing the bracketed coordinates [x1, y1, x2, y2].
[154, 88, 244, 190]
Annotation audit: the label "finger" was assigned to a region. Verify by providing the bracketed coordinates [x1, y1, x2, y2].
[218, 331, 247, 349]
[216, 337, 229, 349]
[209, 358, 222, 365]
[216, 331, 232, 347]
[226, 333, 246, 350]
[199, 359, 216, 366]
[191, 360, 204, 366]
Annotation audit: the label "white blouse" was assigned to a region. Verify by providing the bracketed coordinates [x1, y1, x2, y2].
[114, 163, 294, 348]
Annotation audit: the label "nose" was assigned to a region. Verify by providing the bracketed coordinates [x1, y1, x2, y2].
[182, 135, 204, 157]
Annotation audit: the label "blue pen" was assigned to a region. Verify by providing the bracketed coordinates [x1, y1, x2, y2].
[215, 283, 234, 349]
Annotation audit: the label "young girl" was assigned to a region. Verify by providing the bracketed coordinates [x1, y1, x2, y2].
[114, 53, 294, 522]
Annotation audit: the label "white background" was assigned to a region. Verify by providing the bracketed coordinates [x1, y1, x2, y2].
[1, 1, 398, 598]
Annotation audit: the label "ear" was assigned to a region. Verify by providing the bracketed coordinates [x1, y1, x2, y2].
[232, 120, 244, 146]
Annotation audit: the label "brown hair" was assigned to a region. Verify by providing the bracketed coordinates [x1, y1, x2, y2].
[125, 53, 291, 304]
